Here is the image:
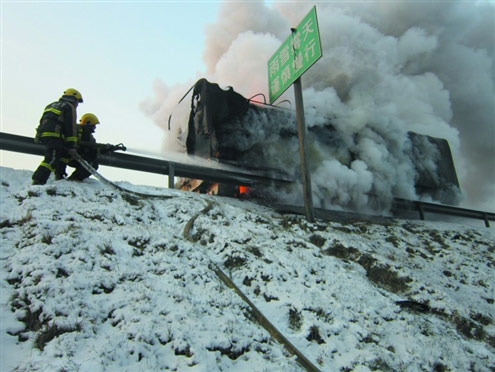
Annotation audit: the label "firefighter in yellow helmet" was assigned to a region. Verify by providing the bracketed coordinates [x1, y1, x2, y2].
[64, 113, 101, 181]
[32, 88, 83, 185]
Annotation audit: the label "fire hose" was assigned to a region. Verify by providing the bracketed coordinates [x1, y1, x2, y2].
[74, 156, 173, 200]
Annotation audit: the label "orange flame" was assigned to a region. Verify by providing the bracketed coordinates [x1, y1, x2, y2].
[238, 186, 251, 196]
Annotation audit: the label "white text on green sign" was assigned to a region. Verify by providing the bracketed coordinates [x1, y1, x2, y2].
[268, 6, 322, 104]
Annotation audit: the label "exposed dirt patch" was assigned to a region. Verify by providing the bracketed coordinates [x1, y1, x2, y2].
[35, 324, 81, 351]
[324, 244, 411, 293]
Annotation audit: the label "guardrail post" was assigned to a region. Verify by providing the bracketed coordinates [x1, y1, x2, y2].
[168, 162, 175, 189]
[417, 202, 425, 221]
[483, 213, 490, 228]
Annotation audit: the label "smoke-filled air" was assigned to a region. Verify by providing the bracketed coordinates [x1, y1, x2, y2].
[141, 0, 495, 213]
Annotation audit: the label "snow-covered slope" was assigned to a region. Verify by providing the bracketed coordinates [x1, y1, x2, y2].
[1, 166, 494, 372]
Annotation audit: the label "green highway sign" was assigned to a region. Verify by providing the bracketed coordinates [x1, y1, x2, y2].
[268, 6, 322, 104]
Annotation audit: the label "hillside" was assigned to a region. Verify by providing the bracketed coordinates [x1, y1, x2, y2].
[1, 166, 494, 372]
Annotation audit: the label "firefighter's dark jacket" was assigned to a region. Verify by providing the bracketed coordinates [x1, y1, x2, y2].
[76, 126, 97, 158]
[36, 96, 78, 148]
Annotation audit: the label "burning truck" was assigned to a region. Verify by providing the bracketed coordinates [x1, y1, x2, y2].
[169, 78, 460, 210]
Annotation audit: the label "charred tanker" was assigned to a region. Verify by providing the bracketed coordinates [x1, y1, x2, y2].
[170, 78, 460, 208]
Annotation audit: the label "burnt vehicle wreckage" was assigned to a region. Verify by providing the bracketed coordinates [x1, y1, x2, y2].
[1, 81, 494, 225]
[170, 78, 460, 208]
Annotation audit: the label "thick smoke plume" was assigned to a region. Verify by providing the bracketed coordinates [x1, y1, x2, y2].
[142, 1, 494, 212]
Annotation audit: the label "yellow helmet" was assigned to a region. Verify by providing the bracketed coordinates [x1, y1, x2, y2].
[63, 88, 83, 103]
[79, 113, 100, 126]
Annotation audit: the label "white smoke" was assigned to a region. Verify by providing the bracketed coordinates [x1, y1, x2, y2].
[142, 0, 494, 212]
[140, 78, 196, 153]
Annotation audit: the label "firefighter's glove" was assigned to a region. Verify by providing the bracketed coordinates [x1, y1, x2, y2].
[67, 148, 79, 159]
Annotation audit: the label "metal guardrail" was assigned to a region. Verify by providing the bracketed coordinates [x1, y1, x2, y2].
[0, 132, 292, 188]
[392, 198, 494, 228]
[270, 200, 494, 228]
[1, 131, 493, 227]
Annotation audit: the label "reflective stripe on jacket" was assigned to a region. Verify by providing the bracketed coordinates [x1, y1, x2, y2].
[36, 98, 78, 148]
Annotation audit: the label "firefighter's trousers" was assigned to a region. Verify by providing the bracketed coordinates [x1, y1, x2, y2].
[32, 138, 68, 185]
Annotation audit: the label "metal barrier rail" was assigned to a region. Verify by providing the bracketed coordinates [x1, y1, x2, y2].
[1, 131, 493, 227]
[0, 132, 292, 188]
[392, 198, 494, 228]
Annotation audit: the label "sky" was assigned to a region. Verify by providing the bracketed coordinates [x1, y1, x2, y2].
[1, 167, 494, 371]
[0, 0, 220, 186]
[1, 0, 494, 213]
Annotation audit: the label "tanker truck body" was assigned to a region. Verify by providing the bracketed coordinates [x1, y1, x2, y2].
[171, 78, 460, 206]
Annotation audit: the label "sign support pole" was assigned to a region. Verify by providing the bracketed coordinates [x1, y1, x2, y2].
[293, 77, 315, 223]
[267, 6, 320, 223]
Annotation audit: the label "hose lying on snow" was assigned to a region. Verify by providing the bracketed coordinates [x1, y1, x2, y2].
[75, 156, 173, 199]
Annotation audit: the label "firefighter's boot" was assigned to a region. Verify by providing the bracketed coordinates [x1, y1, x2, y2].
[32, 164, 51, 185]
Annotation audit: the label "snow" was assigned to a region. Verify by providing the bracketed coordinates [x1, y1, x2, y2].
[1, 166, 494, 372]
